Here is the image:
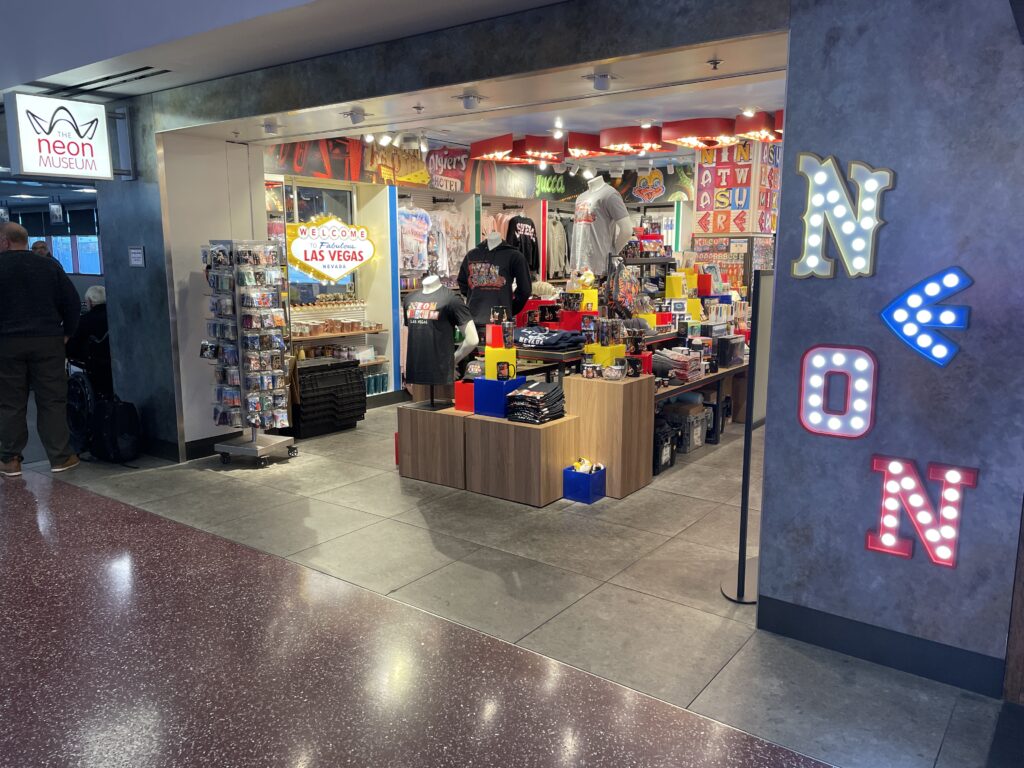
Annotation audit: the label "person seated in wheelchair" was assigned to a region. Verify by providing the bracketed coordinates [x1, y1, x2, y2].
[66, 286, 112, 397]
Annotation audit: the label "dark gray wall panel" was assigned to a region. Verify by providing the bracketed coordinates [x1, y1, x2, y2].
[761, 0, 1024, 660]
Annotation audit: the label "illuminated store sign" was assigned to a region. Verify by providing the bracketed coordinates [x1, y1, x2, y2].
[792, 153, 978, 569]
[798, 345, 876, 438]
[792, 153, 893, 279]
[4, 93, 113, 180]
[881, 267, 972, 366]
[287, 216, 376, 283]
[867, 457, 978, 567]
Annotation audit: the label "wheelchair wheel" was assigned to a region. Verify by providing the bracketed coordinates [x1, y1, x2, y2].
[67, 371, 96, 454]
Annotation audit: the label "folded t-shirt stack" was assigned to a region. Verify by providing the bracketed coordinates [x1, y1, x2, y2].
[653, 348, 703, 382]
[514, 326, 585, 350]
[506, 381, 565, 424]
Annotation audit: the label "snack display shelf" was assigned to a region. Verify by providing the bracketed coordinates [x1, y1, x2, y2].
[291, 329, 388, 343]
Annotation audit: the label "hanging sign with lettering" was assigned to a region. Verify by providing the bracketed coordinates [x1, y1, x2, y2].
[4, 93, 113, 180]
[286, 216, 376, 283]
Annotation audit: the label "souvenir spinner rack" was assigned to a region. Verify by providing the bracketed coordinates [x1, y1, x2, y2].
[202, 239, 297, 467]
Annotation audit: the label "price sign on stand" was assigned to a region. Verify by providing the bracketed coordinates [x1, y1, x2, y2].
[286, 215, 376, 284]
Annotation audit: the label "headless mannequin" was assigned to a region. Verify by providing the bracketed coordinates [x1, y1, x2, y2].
[420, 275, 478, 407]
[588, 175, 633, 257]
[486, 231, 502, 251]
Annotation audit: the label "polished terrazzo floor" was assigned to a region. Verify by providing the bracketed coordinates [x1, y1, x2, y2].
[11, 404, 1022, 767]
[0, 469, 828, 767]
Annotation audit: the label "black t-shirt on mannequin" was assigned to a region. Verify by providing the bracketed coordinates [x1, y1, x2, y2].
[457, 240, 532, 327]
[403, 286, 473, 386]
[506, 215, 539, 273]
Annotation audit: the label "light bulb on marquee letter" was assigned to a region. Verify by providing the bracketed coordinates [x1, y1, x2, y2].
[792, 153, 894, 279]
[798, 345, 877, 438]
[866, 456, 978, 568]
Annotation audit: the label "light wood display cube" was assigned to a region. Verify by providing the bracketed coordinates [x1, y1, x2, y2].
[464, 415, 579, 507]
[397, 405, 469, 489]
[563, 375, 654, 498]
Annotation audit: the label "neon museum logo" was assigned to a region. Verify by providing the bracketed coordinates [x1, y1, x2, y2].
[24, 105, 102, 171]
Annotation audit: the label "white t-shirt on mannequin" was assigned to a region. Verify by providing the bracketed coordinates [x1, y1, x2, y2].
[570, 176, 632, 275]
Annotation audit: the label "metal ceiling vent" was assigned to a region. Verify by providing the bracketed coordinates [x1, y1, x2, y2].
[44, 66, 172, 98]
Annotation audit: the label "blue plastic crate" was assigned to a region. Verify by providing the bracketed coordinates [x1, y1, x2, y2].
[563, 466, 606, 504]
[473, 376, 526, 418]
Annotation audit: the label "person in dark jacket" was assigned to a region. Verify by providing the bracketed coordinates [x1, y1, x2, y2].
[0, 222, 81, 477]
[66, 285, 112, 396]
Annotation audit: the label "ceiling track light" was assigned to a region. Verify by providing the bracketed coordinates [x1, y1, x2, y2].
[582, 168, 595, 179]
[741, 107, 757, 118]
[364, 134, 375, 144]
[453, 92, 486, 110]
[419, 132, 429, 154]
[552, 128, 564, 139]
[582, 71, 617, 92]
[378, 132, 395, 147]
[340, 107, 368, 125]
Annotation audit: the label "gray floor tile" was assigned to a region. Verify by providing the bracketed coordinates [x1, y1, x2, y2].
[358, 405, 400, 435]
[312, 472, 458, 517]
[298, 427, 388, 457]
[394, 490, 538, 548]
[290, 519, 479, 594]
[685, 441, 746, 470]
[217, 453, 388, 497]
[676, 504, 761, 553]
[490, 510, 668, 580]
[935, 694, 1024, 768]
[81, 463, 231, 506]
[30, 454, 175, 486]
[519, 584, 754, 708]
[649, 462, 743, 503]
[675, 442, 726, 464]
[567, 488, 719, 537]
[392, 547, 599, 642]
[611, 538, 757, 624]
[727, 475, 764, 510]
[325, 437, 398, 471]
[691, 633, 961, 768]
[137, 477, 299, 529]
[208, 497, 383, 556]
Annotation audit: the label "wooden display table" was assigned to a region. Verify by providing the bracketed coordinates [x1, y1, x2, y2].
[563, 375, 655, 498]
[397, 405, 469, 489]
[464, 414, 579, 507]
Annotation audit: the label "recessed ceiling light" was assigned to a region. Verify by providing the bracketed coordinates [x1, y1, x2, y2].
[11, 194, 45, 199]
[742, 107, 756, 117]
[73, 188, 97, 194]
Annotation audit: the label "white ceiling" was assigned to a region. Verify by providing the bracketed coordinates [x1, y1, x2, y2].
[179, 32, 789, 165]
[7, 0, 561, 100]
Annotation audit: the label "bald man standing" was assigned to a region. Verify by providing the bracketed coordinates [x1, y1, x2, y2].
[0, 222, 82, 476]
